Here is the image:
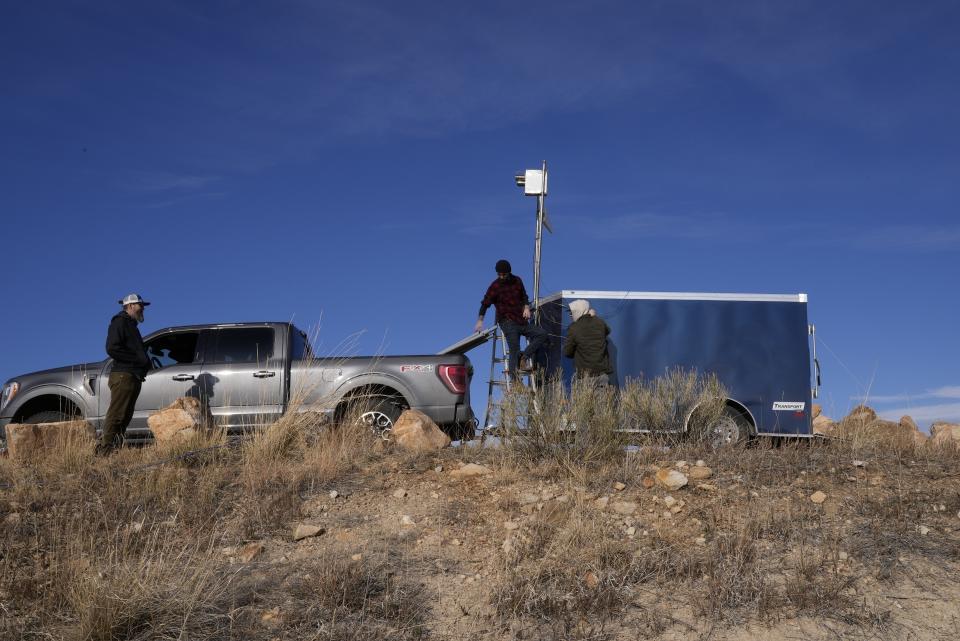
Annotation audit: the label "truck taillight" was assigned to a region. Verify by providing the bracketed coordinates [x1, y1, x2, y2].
[438, 365, 468, 395]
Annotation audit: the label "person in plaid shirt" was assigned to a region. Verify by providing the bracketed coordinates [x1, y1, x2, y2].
[474, 259, 548, 378]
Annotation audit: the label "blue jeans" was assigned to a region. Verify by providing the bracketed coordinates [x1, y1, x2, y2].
[499, 319, 548, 377]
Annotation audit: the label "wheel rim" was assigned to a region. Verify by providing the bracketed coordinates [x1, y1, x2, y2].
[359, 410, 394, 439]
[710, 417, 741, 446]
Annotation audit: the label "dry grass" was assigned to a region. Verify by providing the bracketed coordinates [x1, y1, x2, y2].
[0, 403, 385, 640]
[3, 381, 960, 640]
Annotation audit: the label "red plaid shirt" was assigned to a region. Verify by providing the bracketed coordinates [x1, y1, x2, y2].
[479, 275, 530, 325]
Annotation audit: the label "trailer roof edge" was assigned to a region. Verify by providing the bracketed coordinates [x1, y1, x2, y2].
[540, 291, 808, 303]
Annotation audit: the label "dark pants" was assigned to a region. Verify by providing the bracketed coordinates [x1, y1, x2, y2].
[99, 371, 142, 452]
[499, 319, 548, 378]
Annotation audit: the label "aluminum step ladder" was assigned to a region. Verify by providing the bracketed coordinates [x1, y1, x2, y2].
[482, 326, 539, 432]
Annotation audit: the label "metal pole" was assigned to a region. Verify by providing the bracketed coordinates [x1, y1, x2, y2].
[532, 159, 546, 323]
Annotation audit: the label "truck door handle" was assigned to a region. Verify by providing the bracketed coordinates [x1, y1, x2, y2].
[172, 374, 195, 381]
[253, 370, 276, 378]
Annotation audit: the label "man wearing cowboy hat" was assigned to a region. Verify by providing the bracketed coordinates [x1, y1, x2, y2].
[98, 293, 151, 455]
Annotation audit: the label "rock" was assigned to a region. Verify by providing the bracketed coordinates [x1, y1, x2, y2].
[293, 524, 325, 541]
[584, 571, 600, 589]
[5, 420, 96, 461]
[400, 515, 416, 526]
[696, 459, 706, 467]
[813, 414, 836, 436]
[612, 501, 638, 516]
[688, 465, 712, 480]
[148, 397, 212, 444]
[847, 405, 877, 422]
[838, 551, 849, 561]
[626, 526, 636, 536]
[918, 525, 930, 536]
[593, 497, 609, 510]
[931, 422, 960, 446]
[261, 606, 281, 623]
[430, 491, 440, 499]
[812, 403, 822, 419]
[695, 536, 707, 545]
[329, 490, 339, 499]
[238, 542, 265, 563]
[663, 496, 677, 508]
[393, 488, 408, 499]
[391, 410, 451, 452]
[434, 465, 443, 472]
[613, 482, 626, 491]
[450, 463, 492, 478]
[696, 483, 718, 492]
[351, 553, 363, 561]
[641, 475, 656, 489]
[810, 491, 827, 504]
[655, 469, 688, 491]
[451, 538, 462, 546]
[852, 460, 867, 468]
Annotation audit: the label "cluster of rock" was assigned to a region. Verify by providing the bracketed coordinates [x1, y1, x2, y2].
[813, 403, 959, 447]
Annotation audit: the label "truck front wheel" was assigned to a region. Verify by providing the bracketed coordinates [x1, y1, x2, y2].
[25, 410, 78, 424]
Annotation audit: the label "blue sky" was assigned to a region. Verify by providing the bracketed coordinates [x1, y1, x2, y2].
[2, 0, 958, 427]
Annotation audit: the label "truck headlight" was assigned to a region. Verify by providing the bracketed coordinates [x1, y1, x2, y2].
[1, 382, 19, 412]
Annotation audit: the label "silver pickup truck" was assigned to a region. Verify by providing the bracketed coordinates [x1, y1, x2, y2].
[0, 322, 475, 441]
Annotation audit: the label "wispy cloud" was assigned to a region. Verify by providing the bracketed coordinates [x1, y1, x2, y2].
[852, 225, 960, 251]
[878, 402, 960, 424]
[121, 171, 220, 193]
[854, 385, 960, 404]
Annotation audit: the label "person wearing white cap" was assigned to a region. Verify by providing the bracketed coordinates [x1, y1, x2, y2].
[563, 299, 613, 385]
[97, 293, 151, 455]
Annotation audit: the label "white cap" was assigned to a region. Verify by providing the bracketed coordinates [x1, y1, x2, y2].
[118, 293, 151, 306]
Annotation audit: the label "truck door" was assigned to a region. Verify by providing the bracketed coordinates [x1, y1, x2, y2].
[98, 329, 206, 439]
[202, 326, 283, 432]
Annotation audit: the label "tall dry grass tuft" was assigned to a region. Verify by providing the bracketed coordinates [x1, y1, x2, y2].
[494, 368, 729, 481]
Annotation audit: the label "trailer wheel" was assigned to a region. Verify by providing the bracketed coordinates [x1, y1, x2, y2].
[708, 407, 750, 447]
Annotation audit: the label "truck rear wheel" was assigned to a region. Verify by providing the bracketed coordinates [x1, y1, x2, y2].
[353, 396, 403, 440]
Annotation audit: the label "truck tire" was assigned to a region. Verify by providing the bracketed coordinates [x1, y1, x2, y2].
[708, 407, 751, 447]
[354, 396, 403, 439]
[25, 410, 78, 424]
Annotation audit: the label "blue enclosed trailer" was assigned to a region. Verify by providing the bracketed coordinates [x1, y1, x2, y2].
[537, 290, 817, 439]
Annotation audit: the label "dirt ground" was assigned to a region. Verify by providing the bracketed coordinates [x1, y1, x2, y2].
[3, 429, 960, 641]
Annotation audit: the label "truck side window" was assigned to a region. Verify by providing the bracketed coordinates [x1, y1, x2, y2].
[212, 328, 274, 364]
[145, 332, 200, 368]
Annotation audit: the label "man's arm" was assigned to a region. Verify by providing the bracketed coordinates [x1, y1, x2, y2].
[563, 325, 577, 358]
[518, 278, 532, 320]
[476, 281, 497, 331]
